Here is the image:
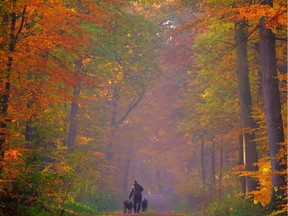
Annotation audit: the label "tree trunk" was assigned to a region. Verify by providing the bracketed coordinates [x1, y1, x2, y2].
[211, 141, 216, 191]
[238, 135, 246, 197]
[187, 148, 195, 174]
[259, 0, 286, 207]
[25, 120, 36, 143]
[200, 138, 206, 188]
[0, 3, 26, 162]
[122, 155, 131, 194]
[67, 86, 80, 150]
[106, 87, 120, 159]
[235, 20, 258, 195]
[156, 170, 163, 193]
[67, 60, 82, 151]
[25, 102, 36, 142]
[219, 146, 223, 195]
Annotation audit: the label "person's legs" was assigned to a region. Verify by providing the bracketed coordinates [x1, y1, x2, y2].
[136, 199, 142, 213]
[133, 199, 137, 213]
[135, 195, 142, 213]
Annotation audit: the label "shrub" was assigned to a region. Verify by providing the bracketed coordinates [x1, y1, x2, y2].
[205, 194, 270, 216]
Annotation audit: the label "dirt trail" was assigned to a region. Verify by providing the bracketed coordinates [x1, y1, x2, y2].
[143, 194, 172, 212]
[110, 194, 180, 216]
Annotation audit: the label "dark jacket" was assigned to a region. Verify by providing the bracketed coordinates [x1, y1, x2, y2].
[129, 183, 144, 199]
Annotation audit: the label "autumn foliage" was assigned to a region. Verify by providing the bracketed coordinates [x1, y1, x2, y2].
[168, 0, 287, 215]
[0, 0, 287, 215]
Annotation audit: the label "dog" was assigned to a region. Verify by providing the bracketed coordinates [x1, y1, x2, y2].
[142, 198, 148, 212]
[123, 200, 133, 213]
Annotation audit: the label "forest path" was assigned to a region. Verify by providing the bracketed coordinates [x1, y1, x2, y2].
[110, 194, 181, 216]
[143, 194, 173, 212]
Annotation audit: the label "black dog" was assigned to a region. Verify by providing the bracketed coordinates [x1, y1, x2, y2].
[142, 198, 148, 212]
[123, 200, 133, 213]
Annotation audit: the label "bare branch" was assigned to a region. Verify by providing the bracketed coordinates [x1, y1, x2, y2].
[116, 85, 145, 125]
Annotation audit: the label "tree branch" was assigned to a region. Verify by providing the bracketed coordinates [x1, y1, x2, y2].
[116, 85, 145, 125]
[14, 5, 27, 44]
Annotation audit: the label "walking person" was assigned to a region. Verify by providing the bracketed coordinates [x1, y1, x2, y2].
[128, 180, 144, 213]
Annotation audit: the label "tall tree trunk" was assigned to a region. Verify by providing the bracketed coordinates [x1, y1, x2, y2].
[25, 120, 34, 142]
[211, 141, 216, 191]
[187, 147, 195, 174]
[200, 138, 206, 189]
[25, 102, 36, 143]
[110, 87, 120, 126]
[235, 20, 258, 195]
[0, 3, 26, 165]
[67, 85, 80, 150]
[67, 60, 82, 151]
[122, 155, 131, 194]
[0, 7, 14, 162]
[156, 170, 163, 193]
[259, 0, 286, 207]
[106, 87, 120, 159]
[219, 146, 223, 195]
